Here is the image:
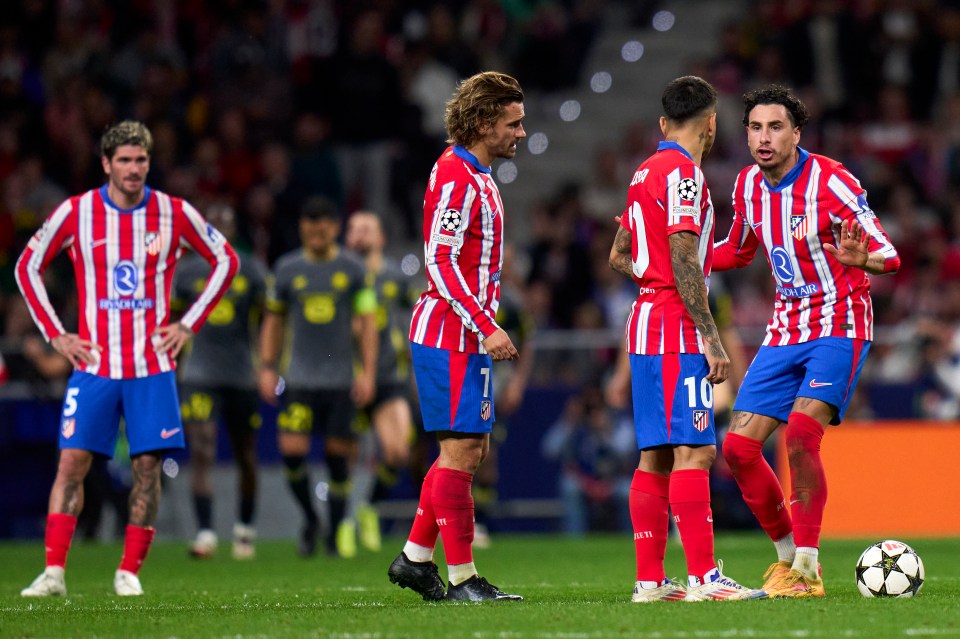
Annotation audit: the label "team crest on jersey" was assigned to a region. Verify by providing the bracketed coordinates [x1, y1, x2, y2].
[677, 178, 698, 201]
[144, 232, 163, 256]
[790, 215, 808, 240]
[440, 209, 462, 233]
[480, 400, 492, 421]
[61, 418, 75, 439]
[692, 410, 708, 433]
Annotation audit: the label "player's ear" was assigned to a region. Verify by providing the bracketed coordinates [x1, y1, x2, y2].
[659, 116, 668, 136]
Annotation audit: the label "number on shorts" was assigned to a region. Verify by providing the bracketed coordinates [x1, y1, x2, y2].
[63, 387, 80, 417]
[480, 367, 490, 398]
[682, 376, 713, 408]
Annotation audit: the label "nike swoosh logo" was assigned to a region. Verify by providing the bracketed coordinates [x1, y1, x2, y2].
[160, 427, 181, 439]
[89, 238, 108, 248]
[809, 379, 833, 387]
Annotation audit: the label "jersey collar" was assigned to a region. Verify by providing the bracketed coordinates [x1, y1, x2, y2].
[762, 147, 810, 192]
[657, 141, 693, 161]
[99, 184, 151, 212]
[453, 145, 492, 174]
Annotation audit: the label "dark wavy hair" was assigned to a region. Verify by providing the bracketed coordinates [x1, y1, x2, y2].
[742, 84, 809, 128]
[100, 120, 153, 159]
[445, 71, 524, 148]
[661, 76, 718, 124]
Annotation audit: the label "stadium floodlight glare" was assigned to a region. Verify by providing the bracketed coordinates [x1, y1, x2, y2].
[621, 41, 644, 62]
[559, 100, 581, 122]
[590, 71, 612, 93]
[652, 11, 675, 32]
[528, 132, 549, 155]
[497, 161, 518, 184]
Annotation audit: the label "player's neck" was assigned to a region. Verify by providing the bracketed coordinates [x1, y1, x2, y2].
[760, 149, 800, 188]
[366, 252, 383, 273]
[107, 184, 145, 209]
[664, 133, 703, 165]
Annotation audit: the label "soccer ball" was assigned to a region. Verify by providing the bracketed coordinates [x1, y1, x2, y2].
[855, 540, 924, 598]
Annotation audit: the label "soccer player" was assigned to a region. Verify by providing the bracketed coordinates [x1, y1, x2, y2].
[173, 203, 268, 560]
[387, 71, 525, 602]
[714, 84, 899, 598]
[342, 210, 416, 555]
[608, 76, 762, 602]
[257, 196, 378, 558]
[16, 120, 239, 597]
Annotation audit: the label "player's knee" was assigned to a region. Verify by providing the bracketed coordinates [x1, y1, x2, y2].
[722, 432, 761, 471]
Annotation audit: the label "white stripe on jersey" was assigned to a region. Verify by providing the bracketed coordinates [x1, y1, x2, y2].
[631, 301, 653, 354]
[155, 192, 174, 373]
[105, 198, 122, 377]
[132, 202, 148, 377]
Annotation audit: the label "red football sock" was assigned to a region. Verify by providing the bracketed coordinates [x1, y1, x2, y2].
[45, 513, 77, 569]
[629, 469, 670, 583]
[669, 469, 715, 579]
[118, 525, 156, 574]
[723, 432, 793, 542]
[785, 412, 827, 548]
[407, 460, 440, 549]
[431, 467, 475, 566]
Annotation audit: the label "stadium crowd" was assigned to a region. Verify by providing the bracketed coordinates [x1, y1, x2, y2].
[3, 0, 960, 542]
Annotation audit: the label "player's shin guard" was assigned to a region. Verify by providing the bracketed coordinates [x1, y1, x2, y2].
[408, 460, 440, 549]
[669, 469, 715, 580]
[432, 467, 475, 566]
[119, 525, 156, 574]
[784, 412, 827, 548]
[629, 470, 670, 583]
[45, 513, 77, 569]
[282, 455, 318, 523]
[722, 432, 793, 542]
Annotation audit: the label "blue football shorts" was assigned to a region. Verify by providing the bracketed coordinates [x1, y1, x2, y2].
[411, 342, 494, 433]
[630, 352, 716, 449]
[733, 337, 871, 425]
[59, 370, 185, 456]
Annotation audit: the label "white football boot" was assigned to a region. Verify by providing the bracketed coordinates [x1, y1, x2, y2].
[21, 566, 66, 597]
[114, 569, 144, 596]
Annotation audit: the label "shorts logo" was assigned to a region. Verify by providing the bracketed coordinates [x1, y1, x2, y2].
[61, 418, 75, 439]
[480, 400, 492, 421]
[692, 410, 708, 432]
[160, 427, 182, 439]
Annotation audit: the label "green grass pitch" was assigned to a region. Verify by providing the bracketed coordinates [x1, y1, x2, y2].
[2, 533, 959, 638]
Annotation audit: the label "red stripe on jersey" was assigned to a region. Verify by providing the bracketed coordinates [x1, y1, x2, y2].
[448, 350, 468, 429]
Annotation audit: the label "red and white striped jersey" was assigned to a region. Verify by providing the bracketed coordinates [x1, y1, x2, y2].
[714, 149, 899, 346]
[410, 146, 503, 354]
[16, 185, 239, 379]
[621, 142, 715, 355]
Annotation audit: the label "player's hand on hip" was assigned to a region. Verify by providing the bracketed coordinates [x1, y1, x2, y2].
[704, 339, 730, 385]
[51, 333, 102, 368]
[482, 328, 518, 361]
[152, 322, 193, 358]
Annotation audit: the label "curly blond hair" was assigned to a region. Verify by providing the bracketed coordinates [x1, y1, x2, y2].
[100, 120, 153, 159]
[445, 71, 524, 148]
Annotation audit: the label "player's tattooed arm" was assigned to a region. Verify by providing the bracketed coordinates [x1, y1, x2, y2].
[128, 454, 162, 527]
[609, 226, 634, 278]
[670, 231, 729, 383]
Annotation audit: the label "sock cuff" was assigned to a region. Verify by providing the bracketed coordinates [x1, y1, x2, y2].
[48, 513, 78, 526]
[631, 469, 670, 497]
[125, 524, 156, 543]
[432, 468, 474, 509]
[786, 412, 825, 437]
[668, 468, 710, 503]
[434, 467, 474, 485]
[723, 431, 764, 454]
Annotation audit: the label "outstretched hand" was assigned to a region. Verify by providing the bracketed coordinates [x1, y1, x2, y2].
[824, 219, 869, 268]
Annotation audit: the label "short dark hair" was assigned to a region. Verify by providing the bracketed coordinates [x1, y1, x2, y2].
[100, 120, 153, 159]
[445, 71, 524, 148]
[661, 76, 718, 124]
[742, 84, 809, 128]
[300, 195, 339, 221]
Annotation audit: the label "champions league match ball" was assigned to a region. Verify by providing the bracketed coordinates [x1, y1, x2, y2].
[855, 540, 924, 598]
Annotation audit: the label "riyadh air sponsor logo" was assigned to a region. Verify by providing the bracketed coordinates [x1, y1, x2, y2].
[98, 298, 155, 310]
[61, 418, 75, 438]
[114, 260, 139, 295]
[770, 246, 794, 284]
[160, 427, 181, 439]
[776, 282, 820, 298]
[809, 379, 833, 388]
